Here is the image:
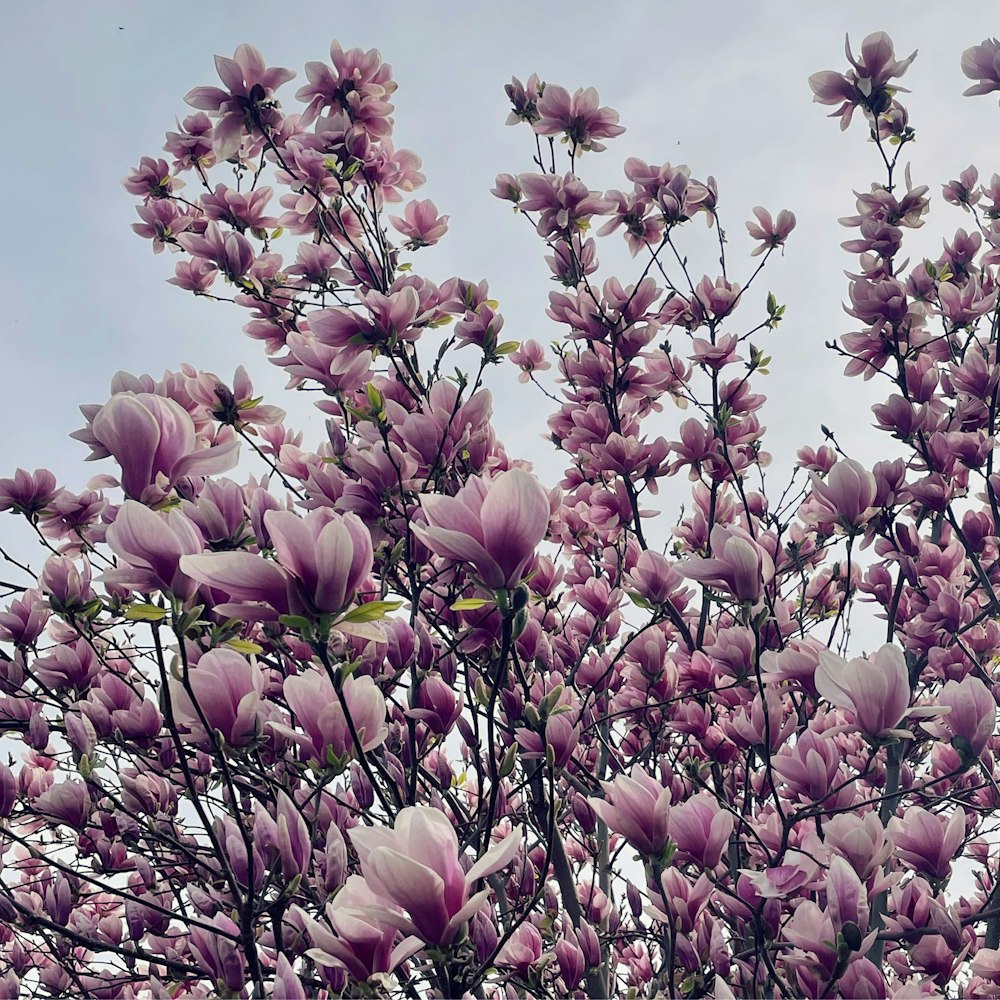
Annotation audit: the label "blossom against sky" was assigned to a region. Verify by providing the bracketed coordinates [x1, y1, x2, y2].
[4, 1, 1000, 512]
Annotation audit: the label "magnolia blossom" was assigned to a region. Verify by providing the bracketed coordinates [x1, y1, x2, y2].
[297, 876, 423, 982]
[413, 469, 550, 590]
[169, 649, 264, 748]
[102, 500, 204, 602]
[74, 391, 238, 501]
[680, 524, 775, 604]
[185, 43, 295, 159]
[390, 199, 449, 246]
[889, 806, 966, 880]
[534, 84, 625, 152]
[803, 458, 878, 534]
[181, 508, 373, 618]
[745, 207, 796, 256]
[815, 644, 935, 739]
[349, 807, 521, 945]
[279, 670, 388, 763]
[588, 770, 671, 857]
[668, 793, 735, 869]
[922, 675, 996, 760]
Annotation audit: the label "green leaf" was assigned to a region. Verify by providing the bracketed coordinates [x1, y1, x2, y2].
[124, 604, 167, 622]
[225, 638, 264, 655]
[626, 591, 653, 610]
[278, 614, 313, 630]
[494, 341, 520, 355]
[450, 597, 493, 611]
[338, 600, 403, 623]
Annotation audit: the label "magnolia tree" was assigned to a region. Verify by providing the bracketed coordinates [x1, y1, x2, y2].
[4, 28, 1000, 1000]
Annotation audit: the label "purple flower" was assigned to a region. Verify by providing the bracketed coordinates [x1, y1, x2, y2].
[679, 524, 774, 604]
[810, 32, 917, 129]
[122, 156, 178, 200]
[35, 781, 92, 829]
[188, 914, 245, 995]
[815, 643, 937, 739]
[962, 38, 1000, 99]
[181, 508, 373, 618]
[295, 42, 396, 134]
[668, 793, 735, 869]
[102, 500, 204, 602]
[497, 922, 543, 977]
[517, 173, 613, 238]
[508, 339, 551, 383]
[745, 207, 796, 256]
[413, 469, 550, 590]
[390, 199, 449, 247]
[185, 44, 295, 160]
[802, 458, 878, 534]
[177, 221, 256, 281]
[888, 806, 966, 879]
[534, 84, 625, 153]
[279, 669, 387, 763]
[589, 769, 671, 857]
[350, 806, 521, 945]
[296, 876, 423, 982]
[169, 648, 265, 748]
[922, 676, 996, 760]
[74, 391, 239, 502]
[0, 468, 59, 516]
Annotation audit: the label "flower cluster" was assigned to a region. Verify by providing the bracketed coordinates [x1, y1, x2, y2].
[2, 30, 1000, 1000]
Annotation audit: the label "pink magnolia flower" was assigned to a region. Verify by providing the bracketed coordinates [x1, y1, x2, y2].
[745, 207, 796, 256]
[922, 675, 996, 760]
[35, 781, 92, 829]
[588, 770, 671, 857]
[169, 648, 265, 748]
[810, 32, 917, 130]
[185, 43, 295, 160]
[295, 41, 396, 133]
[74, 392, 238, 502]
[390, 199, 449, 247]
[823, 812, 894, 880]
[497, 922, 544, 977]
[122, 156, 178, 200]
[824, 854, 870, 935]
[962, 38, 1000, 99]
[350, 806, 521, 946]
[508, 339, 551, 383]
[627, 549, 691, 608]
[815, 643, 932, 739]
[188, 914, 245, 995]
[679, 524, 775, 604]
[413, 469, 550, 590]
[181, 508, 373, 618]
[803, 458, 878, 534]
[176, 221, 256, 281]
[743, 851, 820, 899]
[102, 500, 204, 602]
[0, 468, 59, 516]
[534, 84, 625, 153]
[650, 870, 711, 933]
[279, 670, 387, 764]
[668, 793, 735, 869]
[296, 875, 423, 983]
[888, 806, 966, 880]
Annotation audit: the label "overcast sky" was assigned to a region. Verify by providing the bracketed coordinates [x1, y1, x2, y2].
[3, 3, 1000, 568]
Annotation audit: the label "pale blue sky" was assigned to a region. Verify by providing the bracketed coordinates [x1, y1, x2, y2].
[3, 2, 1000, 559]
